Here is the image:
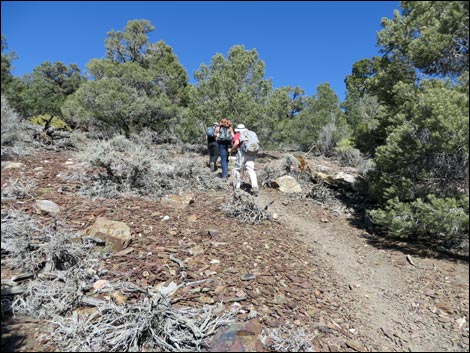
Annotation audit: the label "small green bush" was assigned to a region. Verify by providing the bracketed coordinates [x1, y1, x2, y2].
[370, 195, 469, 250]
[30, 114, 72, 131]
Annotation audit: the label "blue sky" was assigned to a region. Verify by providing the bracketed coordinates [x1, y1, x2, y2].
[1, 1, 400, 101]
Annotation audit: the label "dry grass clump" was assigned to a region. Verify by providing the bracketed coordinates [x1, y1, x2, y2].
[1, 209, 42, 272]
[11, 263, 99, 319]
[76, 135, 226, 199]
[1, 95, 37, 159]
[1, 176, 37, 200]
[1, 209, 92, 273]
[221, 190, 272, 224]
[263, 325, 316, 352]
[305, 178, 337, 205]
[49, 299, 235, 352]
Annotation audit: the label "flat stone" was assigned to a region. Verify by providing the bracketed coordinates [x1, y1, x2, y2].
[82, 217, 132, 252]
[209, 318, 263, 352]
[241, 273, 256, 281]
[2, 162, 24, 169]
[346, 340, 367, 352]
[33, 200, 60, 216]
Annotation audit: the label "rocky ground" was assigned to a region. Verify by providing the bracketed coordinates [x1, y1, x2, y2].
[1, 148, 469, 352]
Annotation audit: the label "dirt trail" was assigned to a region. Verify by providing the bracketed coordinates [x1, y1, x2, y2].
[1, 150, 468, 352]
[258, 188, 469, 352]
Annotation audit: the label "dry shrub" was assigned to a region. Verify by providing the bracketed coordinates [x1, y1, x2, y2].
[1, 209, 42, 272]
[317, 123, 338, 157]
[221, 190, 271, 224]
[1, 95, 37, 159]
[3, 208, 235, 352]
[1, 176, 37, 199]
[1, 209, 92, 273]
[12, 264, 99, 319]
[263, 325, 316, 352]
[49, 300, 235, 352]
[76, 135, 226, 199]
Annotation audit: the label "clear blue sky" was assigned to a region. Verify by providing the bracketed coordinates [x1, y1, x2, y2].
[1, 1, 400, 101]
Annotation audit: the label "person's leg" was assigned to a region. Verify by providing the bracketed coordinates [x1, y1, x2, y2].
[214, 143, 219, 168]
[208, 143, 213, 166]
[245, 156, 258, 192]
[218, 144, 229, 177]
[232, 152, 243, 189]
[209, 142, 218, 171]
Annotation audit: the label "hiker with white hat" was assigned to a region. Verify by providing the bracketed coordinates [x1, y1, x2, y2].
[228, 124, 260, 196]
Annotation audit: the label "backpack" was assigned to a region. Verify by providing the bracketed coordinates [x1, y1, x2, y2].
[218, 126, 233, 143]
[206, 126, 215, 138]
[240, 130, 260, 154]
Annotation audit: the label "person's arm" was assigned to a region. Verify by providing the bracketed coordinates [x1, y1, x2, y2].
[229, 134, 240, 153]
[229, 139, 240, 153]
[214, 126, 220, 141]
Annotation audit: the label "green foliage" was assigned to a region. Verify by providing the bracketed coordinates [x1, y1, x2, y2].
[342, 2, 470, 250]
[63, 20, 189, 138]
[370, 195, 469, 247]
[343, 56, 417, 155]
[30, 114, 72, 131]
[1, 35, 29, 117]
[378, 1, 469, 77]
[7, 61, 85, 120]
[288, 83, 349, 151]
[1, 35, 17, 94]
[191, 45, 272, 141]
[105, 19, 154, 64]
[370, 79, 469, 203]
[263, 86, 306, 148]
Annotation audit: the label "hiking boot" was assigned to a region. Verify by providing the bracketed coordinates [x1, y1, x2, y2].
[251, 187, 259, 197]
[209, 162, 216, 172]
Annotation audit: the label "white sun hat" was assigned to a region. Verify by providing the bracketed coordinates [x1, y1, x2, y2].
[235, 124, 246, 132]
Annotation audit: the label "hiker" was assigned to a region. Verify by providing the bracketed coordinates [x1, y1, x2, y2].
[228, 124, 260, 196]
[206, 122, 219, 172]
[214, 119, 234, 179]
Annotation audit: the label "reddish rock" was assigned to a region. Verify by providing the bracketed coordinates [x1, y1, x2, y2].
[209, 318, 264, 352]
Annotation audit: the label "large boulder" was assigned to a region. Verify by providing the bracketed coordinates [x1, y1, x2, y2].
[272, 175, 302, 193]
[82, 217, 132, 251]
[314, 171, 359, 191]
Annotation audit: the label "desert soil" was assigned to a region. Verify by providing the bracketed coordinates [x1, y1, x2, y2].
[1, 149, 469, 352]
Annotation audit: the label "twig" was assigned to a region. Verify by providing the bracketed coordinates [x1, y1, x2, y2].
[406, 255, 417, 267]
[1, 286, 27, 296]
[169, 254, 185, 269]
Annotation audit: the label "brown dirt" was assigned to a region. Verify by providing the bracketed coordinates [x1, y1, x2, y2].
[1, 149, 469, 352]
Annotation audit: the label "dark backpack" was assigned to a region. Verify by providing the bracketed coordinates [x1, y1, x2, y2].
[206, 126, 215, 138]
[218, 126, 232, 143]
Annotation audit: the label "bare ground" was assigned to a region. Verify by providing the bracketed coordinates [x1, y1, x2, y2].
[1, 149, 469, 352]
[259, 189, 469, 352]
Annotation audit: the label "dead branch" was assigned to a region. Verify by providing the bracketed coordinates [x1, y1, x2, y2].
[169, 254, 185, 269]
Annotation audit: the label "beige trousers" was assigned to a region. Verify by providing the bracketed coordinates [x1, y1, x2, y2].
[232, 150, 258, 190]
